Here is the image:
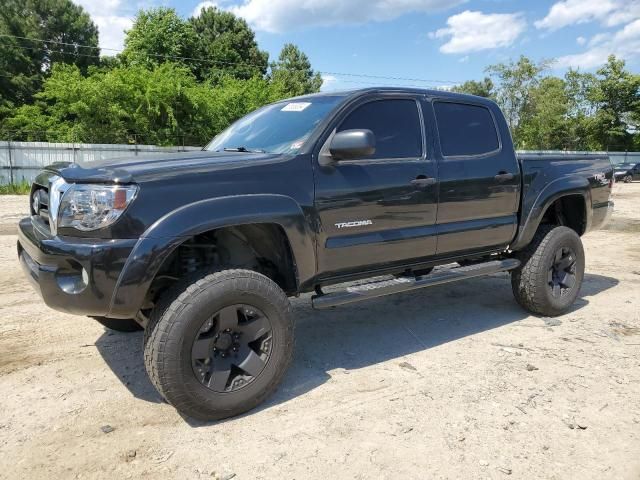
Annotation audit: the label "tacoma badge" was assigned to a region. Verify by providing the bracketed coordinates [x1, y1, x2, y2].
[335, 220, 373, 229]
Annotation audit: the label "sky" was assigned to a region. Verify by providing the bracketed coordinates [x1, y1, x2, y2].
[73, 0, 640, 91]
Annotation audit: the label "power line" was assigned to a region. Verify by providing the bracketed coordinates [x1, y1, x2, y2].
[0, 34, 105, 51]
[322, 78, 451, 89]
[0, 33, 462, 85]
[1, 41, 107, 61]
[0, 43, 451, 89]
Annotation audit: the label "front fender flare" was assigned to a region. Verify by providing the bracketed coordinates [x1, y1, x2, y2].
[108, 194, 315, 318]
[510, 175, 591, 251]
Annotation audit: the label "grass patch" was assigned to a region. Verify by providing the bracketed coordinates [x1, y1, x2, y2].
[0, 181, 31, 195]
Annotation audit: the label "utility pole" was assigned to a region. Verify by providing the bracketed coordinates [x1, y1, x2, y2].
[7, 135, 14, 185]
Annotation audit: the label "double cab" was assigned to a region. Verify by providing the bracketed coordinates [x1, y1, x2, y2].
[18, 88, 614, 420]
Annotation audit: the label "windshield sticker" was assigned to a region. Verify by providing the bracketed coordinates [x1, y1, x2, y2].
[281, 102, 311, 112]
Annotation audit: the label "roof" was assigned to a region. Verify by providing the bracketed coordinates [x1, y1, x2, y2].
[289, 87, 495, 105]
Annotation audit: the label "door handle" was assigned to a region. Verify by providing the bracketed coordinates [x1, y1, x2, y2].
[494, 172, 514, 182]
[410, 176, 436, 187]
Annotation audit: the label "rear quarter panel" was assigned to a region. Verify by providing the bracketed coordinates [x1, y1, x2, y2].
[511, 153, 613, 250]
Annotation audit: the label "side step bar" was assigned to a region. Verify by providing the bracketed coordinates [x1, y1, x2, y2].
[311, 258, 521, 310]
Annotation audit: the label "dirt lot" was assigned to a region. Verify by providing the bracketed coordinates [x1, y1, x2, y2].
[0, 184, 639, 480]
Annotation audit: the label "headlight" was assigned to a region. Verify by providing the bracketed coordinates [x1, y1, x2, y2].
[57, 184, 138, 232]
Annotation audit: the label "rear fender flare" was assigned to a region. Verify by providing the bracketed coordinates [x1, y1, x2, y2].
[511, 175, 591, 251]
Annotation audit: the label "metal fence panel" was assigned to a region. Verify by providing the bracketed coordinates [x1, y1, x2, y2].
[0, 141, 201, 184]
[607, 151, 640, 165]
[517, 150, 640, 165]
[2, 143, 639, 185]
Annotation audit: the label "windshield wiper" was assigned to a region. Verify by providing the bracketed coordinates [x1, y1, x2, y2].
[221, 146, 266, 153]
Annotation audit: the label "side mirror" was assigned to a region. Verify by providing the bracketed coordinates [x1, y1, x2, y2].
[329, 129, 376, 160]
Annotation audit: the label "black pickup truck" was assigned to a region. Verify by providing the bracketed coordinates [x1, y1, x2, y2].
[17, 88, 614, 420]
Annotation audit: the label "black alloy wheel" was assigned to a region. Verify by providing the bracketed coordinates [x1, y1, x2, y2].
[548, 247, 577, 298]
[191, 304, 273, 393]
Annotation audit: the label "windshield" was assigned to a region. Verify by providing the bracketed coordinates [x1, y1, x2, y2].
[206, 96, 345, 154]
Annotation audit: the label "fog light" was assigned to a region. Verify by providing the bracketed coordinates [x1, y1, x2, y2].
[55, 262, 88, 294]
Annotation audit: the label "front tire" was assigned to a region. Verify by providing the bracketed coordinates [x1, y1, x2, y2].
[623, 174, 633, 183]
[511, 226, 585, 317]
[144, 269, 294, 421]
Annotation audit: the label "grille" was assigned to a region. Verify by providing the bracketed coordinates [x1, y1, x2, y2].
[31, 185, 50, 226]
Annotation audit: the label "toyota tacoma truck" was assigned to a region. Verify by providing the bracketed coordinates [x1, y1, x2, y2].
[17, 88, 614, 420]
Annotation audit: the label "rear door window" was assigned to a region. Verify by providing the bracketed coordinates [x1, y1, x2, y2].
[338, 99, 423, 159]
[434, 102, 499, 157]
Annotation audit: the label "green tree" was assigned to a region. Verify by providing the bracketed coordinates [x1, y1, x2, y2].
[121, 8, 197, 71]
[561, 69, 598, 150]
[518, 77, 571, 150]
[2, 63, 284, 145]
[487, 56, 551, 144]
[585, 55, 640, 151]
[189, 7, 268, 81]
[35, 0, 100, 71]
[0, 0, 98, 113]
[451, 77, 495, 98]
[565, 69, 596, 118]
[270, 43, 323, 97]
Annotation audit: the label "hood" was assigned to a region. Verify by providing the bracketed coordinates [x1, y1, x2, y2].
[43, 150, 286, 184]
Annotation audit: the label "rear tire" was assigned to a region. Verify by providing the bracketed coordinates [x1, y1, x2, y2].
[143, 269, 294, 421]
[511, 226, 585, 317]
[623, 174, 633, 183]
[92, 317, 143, 332]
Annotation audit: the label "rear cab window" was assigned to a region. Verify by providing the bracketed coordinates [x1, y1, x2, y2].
[433, 101, 500, 157]
[338, 99, 423, 159]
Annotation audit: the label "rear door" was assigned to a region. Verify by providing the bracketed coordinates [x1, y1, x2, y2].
[314, 95, 438, 278]
[429, 99, 520, 255]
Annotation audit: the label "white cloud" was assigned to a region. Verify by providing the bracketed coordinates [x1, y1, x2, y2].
[576, 36, 587, 45]
[535, 0, 640, 31]
[320, 74, 338, 91]
[191, 1, 231, 17]
[229, 0, 464, 33]
[93, 16, 133, 51]
[73, 0, 133, 51]
[430, 10, 526, 54]
[192, 1, 217, 17]
[556, 19, 640, 68]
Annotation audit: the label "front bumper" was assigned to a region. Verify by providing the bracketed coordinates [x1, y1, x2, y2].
[17, 217, 137, 317]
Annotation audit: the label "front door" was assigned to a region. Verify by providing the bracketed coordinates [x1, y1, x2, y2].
[428, 99, 520, 255]
[313, 96, 438, 279]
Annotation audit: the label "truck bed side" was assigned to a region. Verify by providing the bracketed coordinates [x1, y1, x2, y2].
[511, 152, 614, 250]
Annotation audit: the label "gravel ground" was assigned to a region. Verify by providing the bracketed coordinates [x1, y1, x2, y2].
[0, 184, 639, 480]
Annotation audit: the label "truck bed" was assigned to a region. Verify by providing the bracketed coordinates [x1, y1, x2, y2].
[512, 151, 614, 250]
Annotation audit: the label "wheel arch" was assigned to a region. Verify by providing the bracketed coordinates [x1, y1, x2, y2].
[108, 195, 316, 319]
[511, 175, 591, 251]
